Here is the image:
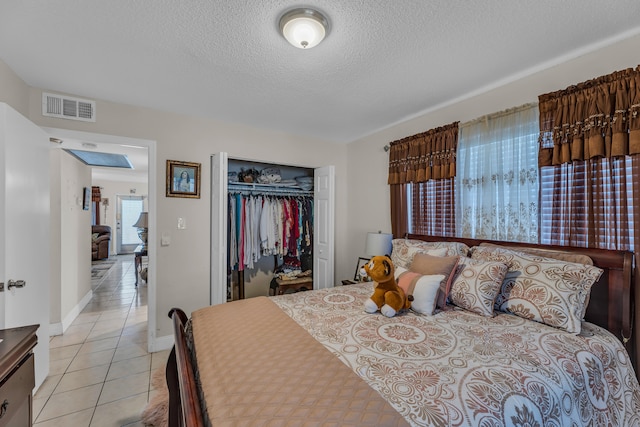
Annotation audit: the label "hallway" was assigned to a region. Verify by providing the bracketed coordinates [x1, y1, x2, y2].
[33, 255, 166, 426]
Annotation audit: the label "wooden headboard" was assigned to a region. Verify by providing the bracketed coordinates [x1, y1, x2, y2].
[407, 234, 638, 379]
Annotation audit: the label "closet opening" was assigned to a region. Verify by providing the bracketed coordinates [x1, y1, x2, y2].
[210, 153, 334, 305]
[228, 159, 314, 300]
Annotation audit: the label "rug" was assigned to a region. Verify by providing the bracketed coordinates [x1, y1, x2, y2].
[141, 365, 169, 426]
[91, 258, 116, 288]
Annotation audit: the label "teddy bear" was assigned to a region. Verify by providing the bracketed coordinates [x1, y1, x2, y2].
[362, 255, 412, 317]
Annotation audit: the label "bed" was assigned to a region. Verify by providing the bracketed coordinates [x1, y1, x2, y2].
[167, 235, 640, 426]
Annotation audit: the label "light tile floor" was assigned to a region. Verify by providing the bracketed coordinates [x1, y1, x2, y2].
[34, 255, 168, 427]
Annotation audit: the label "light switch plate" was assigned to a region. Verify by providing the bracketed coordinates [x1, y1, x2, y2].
[177, 217, 186, 230]
[161, 233, 171, 246]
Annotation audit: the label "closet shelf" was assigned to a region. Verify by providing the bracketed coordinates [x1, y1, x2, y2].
[228, 182, 313, 196]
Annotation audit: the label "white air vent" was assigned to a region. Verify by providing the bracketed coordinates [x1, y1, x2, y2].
[42, 92, 96, 122]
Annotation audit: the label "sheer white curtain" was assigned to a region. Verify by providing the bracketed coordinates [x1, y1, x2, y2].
[456, 104, 539, 242]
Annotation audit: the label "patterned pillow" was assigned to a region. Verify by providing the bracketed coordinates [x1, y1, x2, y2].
[475, 243, 595, 319]
[477, 243, 594, 266]
[471, 246, 604, 334]
[391, 239, 469, 269]
[395, 267, 445, 315]
[449, 257, 508, 317]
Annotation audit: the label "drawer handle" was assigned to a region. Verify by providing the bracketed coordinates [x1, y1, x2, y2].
[0, 399, 8, 419]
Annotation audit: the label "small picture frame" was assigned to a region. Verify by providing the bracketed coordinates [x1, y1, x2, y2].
[82, 187, 90, 210]
[166, 160, 201, 198]
[354, 257, 371, 282]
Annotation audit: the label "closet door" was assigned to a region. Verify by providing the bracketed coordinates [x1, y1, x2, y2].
[210, 152, 228, 305]
[313, 166, 335, 289]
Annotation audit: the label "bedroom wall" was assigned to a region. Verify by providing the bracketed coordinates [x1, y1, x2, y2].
[49, 149, 92, 334]
[18, 84, 348, 344]
[345, 32, 640, 270]
[49, 150, 62, 328]
[0, 60, 29, 116]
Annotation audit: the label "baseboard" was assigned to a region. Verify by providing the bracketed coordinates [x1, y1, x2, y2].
[49, 289, 93, 336]
[49, 322, 63, 336]
[149, 334, 174, 353]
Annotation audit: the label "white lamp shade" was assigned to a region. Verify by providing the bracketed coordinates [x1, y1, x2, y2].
[365, 232, 393, 257]
[132, 212, 148, 228]
[279, 8, 329, 49]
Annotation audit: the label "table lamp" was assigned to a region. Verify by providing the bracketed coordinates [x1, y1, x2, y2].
[133, 212, 148, 250]
[365, 231, 393, 257]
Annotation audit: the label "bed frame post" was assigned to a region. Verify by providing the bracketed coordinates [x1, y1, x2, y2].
[633, 253, 639, 377]
[167, 308, 205, 427]
[166, 347, 182, 426]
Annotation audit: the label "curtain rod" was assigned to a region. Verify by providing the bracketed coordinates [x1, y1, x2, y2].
[382, 121, 460, 152]
[382, 103, 538, 150]
[460, 102, 538, 129]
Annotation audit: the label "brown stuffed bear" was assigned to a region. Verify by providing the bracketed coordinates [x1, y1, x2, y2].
[362, 255, 412, 317]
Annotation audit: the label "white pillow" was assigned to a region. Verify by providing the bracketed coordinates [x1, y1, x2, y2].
[395, 266, 445, 315]
[425, 247, 448, 257]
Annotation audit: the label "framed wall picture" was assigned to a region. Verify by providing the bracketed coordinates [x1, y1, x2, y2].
[354, 257, 371, 282]
[82, 186, 90, 210]
[166, 160, 201, 198]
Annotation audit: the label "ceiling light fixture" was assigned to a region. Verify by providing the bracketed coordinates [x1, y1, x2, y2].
[279, 8, 329, 49]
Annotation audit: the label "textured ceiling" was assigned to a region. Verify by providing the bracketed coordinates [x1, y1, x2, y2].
[2, 0, 640, 143]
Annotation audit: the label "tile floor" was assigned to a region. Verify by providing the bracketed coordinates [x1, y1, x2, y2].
[33, 255, 168, 427]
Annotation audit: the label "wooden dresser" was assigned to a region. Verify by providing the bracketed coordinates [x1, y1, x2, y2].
[0, 325, 38, 427]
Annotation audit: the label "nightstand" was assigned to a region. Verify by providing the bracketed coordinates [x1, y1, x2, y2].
[271, 277, 313, 295]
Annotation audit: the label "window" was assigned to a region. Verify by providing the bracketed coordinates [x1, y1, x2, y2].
[408, 178, 456, 236]
[455, 104, 539, 242]
[403, 104, 637, 252]
[540, 156, 637, 251]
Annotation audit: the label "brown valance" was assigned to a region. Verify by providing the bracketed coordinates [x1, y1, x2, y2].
[538, 65, 640, 166]
[387, 122, 459, 184]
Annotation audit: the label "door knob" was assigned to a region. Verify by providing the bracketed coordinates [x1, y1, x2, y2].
[7, 279, 26, 289]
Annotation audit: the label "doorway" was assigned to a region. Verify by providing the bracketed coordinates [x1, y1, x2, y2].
[41, 126, 160, 353]
[116, 195, 146, 254]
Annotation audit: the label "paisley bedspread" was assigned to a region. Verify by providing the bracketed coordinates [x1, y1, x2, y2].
[272, 282, 640, 427]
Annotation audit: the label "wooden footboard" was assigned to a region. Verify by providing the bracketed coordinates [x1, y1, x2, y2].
[167, 308, 205, 427]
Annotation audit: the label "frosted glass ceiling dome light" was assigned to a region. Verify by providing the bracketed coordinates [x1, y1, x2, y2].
[279, 8, 329, 49]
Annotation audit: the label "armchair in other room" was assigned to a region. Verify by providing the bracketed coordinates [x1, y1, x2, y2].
[92, 225, 111, 260]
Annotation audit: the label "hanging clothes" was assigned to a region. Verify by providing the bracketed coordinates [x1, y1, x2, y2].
[251, 196, 263, 265]
[229, 193, 313, 272]
[243, 195, 253, 269]
[237, 194, 245, 271]
[228, 194, 237, 270]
